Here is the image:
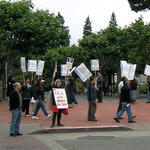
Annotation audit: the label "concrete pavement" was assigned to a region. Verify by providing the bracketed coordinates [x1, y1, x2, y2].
[0, 93, 150, 149]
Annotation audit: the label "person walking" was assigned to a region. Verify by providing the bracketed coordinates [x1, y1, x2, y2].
[51, 79, 65, 127]
[32, 79, 53, 120]
[66, 74, 78, 105]
[22, 77, 32, 117]
[9, 82, 23, 136]
[96, 71, 103, 103]
[114, 79, 135, 123]
[87, 76, 98, 121]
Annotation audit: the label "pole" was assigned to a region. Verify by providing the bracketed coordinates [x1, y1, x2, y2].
[23, 72, 25, 85]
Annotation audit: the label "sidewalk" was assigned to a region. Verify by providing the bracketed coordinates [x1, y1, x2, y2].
[0, 94, 150, 133]
[1, 94, 150, 149]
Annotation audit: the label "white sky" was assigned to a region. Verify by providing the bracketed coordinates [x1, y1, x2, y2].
[32, 0, 150, 45]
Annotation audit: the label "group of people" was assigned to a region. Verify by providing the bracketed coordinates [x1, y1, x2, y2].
[87, 74, 138, 123]
[6, 74, 78, 136]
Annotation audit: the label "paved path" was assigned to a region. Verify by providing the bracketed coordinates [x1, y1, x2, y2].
[0, 93, 150, 149]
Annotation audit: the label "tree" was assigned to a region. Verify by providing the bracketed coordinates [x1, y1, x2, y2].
[128, 0, 150, 12]
[0, 0, 70, 77]
[126, 17, 150, 73]
[83, 16, 92, 36]
[109, 11, 118, 26]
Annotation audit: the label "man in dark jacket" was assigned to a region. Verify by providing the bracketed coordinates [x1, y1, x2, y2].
[96, 71, 103, 103]
[114, 79, 135, 123]
[87, 76, 98, 121]
[9, 82, 23, 136]
[22, 77, 32, 117]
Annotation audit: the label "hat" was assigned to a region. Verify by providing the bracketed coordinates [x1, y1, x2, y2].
[54, 79, 62, 86]
[67, 73, 72, 77]
[40, 79, 45, 82]
[97, 70, 101, 73]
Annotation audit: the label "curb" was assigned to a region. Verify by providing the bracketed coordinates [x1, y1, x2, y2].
[31, 125, 133, 134]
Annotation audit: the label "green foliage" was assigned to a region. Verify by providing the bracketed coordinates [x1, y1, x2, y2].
[128, 0, 150, 12]
[83, 16, 92, 36]
[109, 11, 118, 27]
[0, 0, 70, 77]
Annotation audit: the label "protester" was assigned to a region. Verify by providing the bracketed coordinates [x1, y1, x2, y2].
[32, 79, 53, 120]
[129, 78, 137, 103]
[145, 76, 150, 103]
[87, 76, 98, 121]
[96, 71, 103, 103]
[116, 76, 126, 116]
[6, 76, 15, 108]
[22, 77, 32, 117]
[31, 79, 38, 115]
[66, 74, 78, 105]
[51, 79, 65, 127]
[9, 82, 23, 136]
[114, 79, 135, 123]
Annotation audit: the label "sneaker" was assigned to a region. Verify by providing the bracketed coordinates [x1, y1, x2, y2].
[47, 114, 52, 118]
[32, 116, 39, 120]
[25, 115, 29, 117]
[72, 103, 78, 106]
[114, 117, 120, 123]
[128, 120, 135, 123]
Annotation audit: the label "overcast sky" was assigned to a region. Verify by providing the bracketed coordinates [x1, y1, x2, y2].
[32, 0, 150, 45]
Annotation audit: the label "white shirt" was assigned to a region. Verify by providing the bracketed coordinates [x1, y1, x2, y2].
[118, 81, 123, 93]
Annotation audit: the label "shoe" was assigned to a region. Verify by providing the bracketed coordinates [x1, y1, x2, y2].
[57, 124, 64, 126]
[91, 119, 98, 122]
[97, 101, 102, 103]
[25, 115, 29, 117]
[16, 133, 23, 136]
[32, 116, 39, 120]
[114, 117, 120, 123]
[128, 120, 135, 123]
[10, 133, 17, 136]
[132, 115, 136, 119]
[51, 125, 54, 128]
[47, 114, 52, 118]
[146, 102, 150, 103]
[72, 103, 78, 106]
[118, 117, 124, 119]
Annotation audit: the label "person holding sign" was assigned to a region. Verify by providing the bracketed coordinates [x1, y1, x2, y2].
[66, 74, 78, 105]
[87, 76, 98, 122]
[96, 71, 103, 103]
[22, 77, 32, 117]
[32, 79, 53, 120]
[145, 76, 150, 103]
[51, 79, 67, 127]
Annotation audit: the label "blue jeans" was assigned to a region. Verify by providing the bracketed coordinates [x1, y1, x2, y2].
[130, 90, 136, 103]
[68, 90, 78, 104]
[147, 91, 150, 102]
[33, 98, 48, 116]
[115, 102, 132, 121]
[10, 110, 22, 134]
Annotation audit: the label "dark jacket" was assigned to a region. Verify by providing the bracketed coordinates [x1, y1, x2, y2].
[67, 78, 75, 91]
[9, 90, 22, 110]
[121, 85, 131, 103]
[87, 83, 97, 101]
[7, 80, 15, 96]
[34, 85, 52, 100]
[22, 84, 32, 99]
